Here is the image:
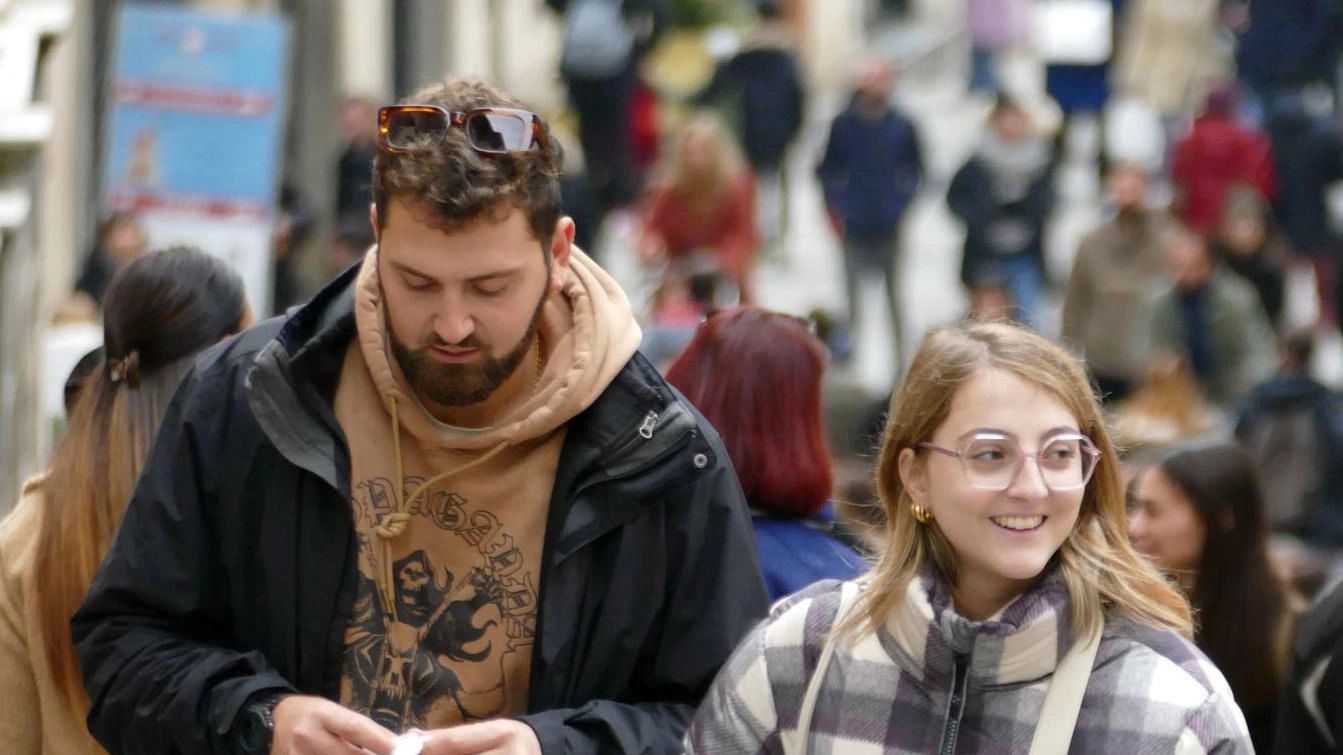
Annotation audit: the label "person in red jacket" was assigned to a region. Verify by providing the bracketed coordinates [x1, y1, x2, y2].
[1172, 85, 1277, 235]
[639, 113, 759, 302]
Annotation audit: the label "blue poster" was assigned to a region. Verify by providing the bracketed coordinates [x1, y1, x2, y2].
[101, 4, 289, 219]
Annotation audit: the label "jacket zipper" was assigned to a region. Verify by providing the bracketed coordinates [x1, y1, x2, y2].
[606, 410, 659, 460]
[638, 410, 657, 439]
[938, 653, 971, 755]
[560, 408, 696, 549]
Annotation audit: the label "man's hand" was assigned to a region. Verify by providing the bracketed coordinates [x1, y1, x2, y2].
[271, 695, 398, 755]
[419, 719, 542, 755]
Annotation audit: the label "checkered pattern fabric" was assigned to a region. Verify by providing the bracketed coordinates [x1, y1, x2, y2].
[686, 566, 1253, 754]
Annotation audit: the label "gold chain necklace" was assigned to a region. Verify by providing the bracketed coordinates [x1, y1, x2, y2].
[532, 331, 545, 394]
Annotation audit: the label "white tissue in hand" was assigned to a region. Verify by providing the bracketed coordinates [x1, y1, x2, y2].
[391, 732, 428, 755]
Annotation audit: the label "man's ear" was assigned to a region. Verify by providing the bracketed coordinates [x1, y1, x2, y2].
[898, 447, 930, 506]
[549, 217, 575, 290]
[369, 202, 380, 244]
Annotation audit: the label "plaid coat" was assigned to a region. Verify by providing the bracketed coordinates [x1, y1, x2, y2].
[686, 566, 1253, 754]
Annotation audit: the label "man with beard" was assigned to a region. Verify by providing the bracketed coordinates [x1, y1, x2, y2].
[1061, 163, 1173, 403]
[73, 78, 768, 755]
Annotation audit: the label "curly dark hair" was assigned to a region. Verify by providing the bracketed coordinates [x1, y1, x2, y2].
[372, 78, 563, 243]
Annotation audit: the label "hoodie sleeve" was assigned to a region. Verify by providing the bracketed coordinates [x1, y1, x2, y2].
[515, 448, 770, 755]
[72, 363, 295, 755]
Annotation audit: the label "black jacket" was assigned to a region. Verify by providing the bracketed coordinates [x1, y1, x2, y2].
[694, 42, 805, 171]
[1275, 578, 1343, 754]
[72, 265, 769, 755]
[947, 155, 1055, 289]
[815, 97, 924, 241]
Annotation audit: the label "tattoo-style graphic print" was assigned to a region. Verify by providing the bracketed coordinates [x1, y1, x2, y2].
[342, 476, 539, 730]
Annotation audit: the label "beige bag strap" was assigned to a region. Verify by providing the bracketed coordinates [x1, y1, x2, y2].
[1028, 620, 1104, 755]
[787, 582, 860, 755]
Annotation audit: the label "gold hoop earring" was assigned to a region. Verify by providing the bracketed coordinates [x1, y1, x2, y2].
[910, 504, 933, 524]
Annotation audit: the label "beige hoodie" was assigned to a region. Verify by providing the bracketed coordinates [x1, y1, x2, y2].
[333, 247, 639, 732]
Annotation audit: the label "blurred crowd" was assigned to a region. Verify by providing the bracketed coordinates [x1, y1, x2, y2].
[19, 0, 1343, 753]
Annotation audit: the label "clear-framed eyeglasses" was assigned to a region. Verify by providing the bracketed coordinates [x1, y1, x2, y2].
[918, 431, 1101, 492]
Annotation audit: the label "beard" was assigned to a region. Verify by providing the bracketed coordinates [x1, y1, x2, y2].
[386, 291, 547, 408]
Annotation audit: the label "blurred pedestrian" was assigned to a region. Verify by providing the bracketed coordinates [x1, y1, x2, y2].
[1129, 442, 1300, 751]
[687, 321, 1252, 754]
[335, 95, 378, 219]
[1110, 352, 1222, 452]
[641, 112, 759, 302]
[949, 95, 1056, 328]
[1171, 85, 1277, 237]
[693, 0, 805, 253]
[965, 0, 1029, 94]
[1062, 163, 1172, 402]
[549, 0, 668, 214]
[1235, 332, 1343, 549]
[272, 180, 314, 314]
[61, 346, 104, 416]
[72, 78, 766, 755]
[0, 247, 251, 755]
[817, 59, 923, 372]
[327, 211, 376, 280]
[666, 306, 866, 601]
[1233, 0, 1343, 126]
[638, 266, 716, 369]
[1264, 100, 1343, 328]
[1210, 185, 1291, 328]
[72, 211, 147, 307]
[1147, 225, 1278, 407]
[1043, 0, 1125, 159]
[1113, 0, 1229, 131]
[1275, 576, 1343, 754]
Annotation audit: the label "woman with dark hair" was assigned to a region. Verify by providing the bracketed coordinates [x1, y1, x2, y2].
[0, 247, 251, 754]
[1129, 441, 1298, 752]
[665, 306, 864, 601]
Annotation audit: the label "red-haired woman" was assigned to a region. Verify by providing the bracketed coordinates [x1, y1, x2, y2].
[666, 307, 865, 601]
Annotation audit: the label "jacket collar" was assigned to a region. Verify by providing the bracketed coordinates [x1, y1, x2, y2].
[244, 264, 361, 492]
[883, 561, 1075, 688]
[245, 264, 702, 554]
[547, 354, 704, 561]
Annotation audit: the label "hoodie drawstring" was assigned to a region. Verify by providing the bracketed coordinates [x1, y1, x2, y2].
[373, 394, 509, 624]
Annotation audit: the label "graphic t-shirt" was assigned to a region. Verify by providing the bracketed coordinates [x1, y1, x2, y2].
[334, 339, 562, 730]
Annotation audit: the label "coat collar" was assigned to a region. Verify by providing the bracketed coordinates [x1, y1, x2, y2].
[882, 561, 1075, 687]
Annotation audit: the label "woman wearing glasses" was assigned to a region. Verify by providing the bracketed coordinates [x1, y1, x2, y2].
[687, 321, 1252, 754]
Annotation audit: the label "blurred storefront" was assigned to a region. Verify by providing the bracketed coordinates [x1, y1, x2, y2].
[1, 0, 873, 507]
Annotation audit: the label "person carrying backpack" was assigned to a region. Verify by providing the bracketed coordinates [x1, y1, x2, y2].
[550, 0, 668, 215]
[1235, 332, 1343, 548]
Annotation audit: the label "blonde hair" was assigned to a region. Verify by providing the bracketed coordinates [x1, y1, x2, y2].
[840, 321, 1193, 641]
[656, 111, 746, 215]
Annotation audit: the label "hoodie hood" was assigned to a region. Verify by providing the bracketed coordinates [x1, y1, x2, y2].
[351, 244, 642, 451]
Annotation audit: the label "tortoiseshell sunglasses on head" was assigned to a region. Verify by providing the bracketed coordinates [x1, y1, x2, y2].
[377, 105, 552, 155]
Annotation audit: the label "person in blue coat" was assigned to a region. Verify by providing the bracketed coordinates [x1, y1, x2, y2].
[817, 60, 924, 373]
[667, 307, 867, 601]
